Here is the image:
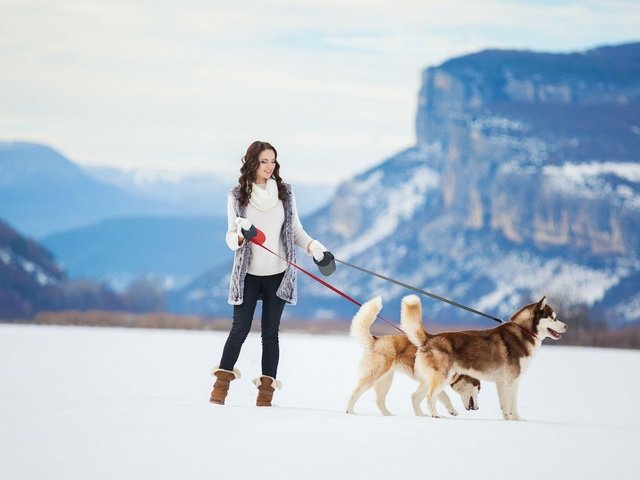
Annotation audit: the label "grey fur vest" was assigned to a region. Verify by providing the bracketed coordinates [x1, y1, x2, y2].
[227, 183, 298, 305]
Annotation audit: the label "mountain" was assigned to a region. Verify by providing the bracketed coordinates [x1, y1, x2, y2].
[0, 219, 66, 317]
[41, 216, 230, 291]
[82, 165, 335, 217]
[80, 166, 231, 217]
[0, 217, 179, 319]
[0, 142, 185, 237]
[174, 42, 640, 326]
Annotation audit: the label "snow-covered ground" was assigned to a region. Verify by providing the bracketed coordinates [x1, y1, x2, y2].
[1, 324, 639, 480]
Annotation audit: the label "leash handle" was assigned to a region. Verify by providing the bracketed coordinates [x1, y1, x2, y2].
[251, 240, 405, 334]
[334, 258, 506, 325]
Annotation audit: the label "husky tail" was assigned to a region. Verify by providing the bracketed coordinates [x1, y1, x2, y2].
[400, 294, 428, 347]
[350, 296, 383, 349]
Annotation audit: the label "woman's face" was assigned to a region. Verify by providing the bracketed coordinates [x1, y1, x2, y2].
[255, 149, 276, 184]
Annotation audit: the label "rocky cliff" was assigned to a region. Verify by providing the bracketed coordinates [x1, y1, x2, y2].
[416, 46, 640, 258]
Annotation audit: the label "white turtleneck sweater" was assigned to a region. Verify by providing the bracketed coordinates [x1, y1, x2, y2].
[225, 182, 314, 276]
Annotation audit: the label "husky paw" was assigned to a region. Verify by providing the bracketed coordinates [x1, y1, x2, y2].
[502, 412, 521, 421]
[448, 409, 459, 416]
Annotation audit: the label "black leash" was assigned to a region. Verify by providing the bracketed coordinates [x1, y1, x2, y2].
[255, 241, 538, 338]
[334, 257, 507, 325]
[247, 230, 519, 335]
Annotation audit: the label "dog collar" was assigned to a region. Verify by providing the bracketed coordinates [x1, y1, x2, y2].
[512, 322, 538, 340]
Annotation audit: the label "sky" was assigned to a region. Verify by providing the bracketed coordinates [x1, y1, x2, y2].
[1, 0, 639, 184]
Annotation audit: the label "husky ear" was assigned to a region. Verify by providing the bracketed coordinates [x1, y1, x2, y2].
[535, 296, 547, 312]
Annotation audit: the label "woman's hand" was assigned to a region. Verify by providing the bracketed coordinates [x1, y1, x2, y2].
[308, 239, 335, 276]
[308, 239, 328, 261]
[235, 217, 257, 241]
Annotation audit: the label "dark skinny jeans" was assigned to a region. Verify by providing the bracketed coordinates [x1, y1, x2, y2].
[219, 272, 286, 378]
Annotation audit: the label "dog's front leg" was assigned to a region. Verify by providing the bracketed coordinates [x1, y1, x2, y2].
[496, 380, 521, 420]
[373, 371, 394, 416]
[411, 381, 429, 416]
[505, 380, 521, 421]
[437, 390, 459, 416]
[496, 381, 511, 420]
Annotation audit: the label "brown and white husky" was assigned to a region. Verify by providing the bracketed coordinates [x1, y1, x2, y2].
[346, 296, 480, 416]
[400, 294, 567, 420]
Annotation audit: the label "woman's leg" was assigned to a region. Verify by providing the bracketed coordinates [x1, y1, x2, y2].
[219, 274, 262, 371]
[260, 272, 286, 378]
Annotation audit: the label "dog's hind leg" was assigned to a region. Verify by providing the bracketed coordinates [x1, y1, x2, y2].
[346, 377, 376, 414]
[426, 373, 448, 418]
[373, 370, 394, 416]
[411, 380, 430, 416]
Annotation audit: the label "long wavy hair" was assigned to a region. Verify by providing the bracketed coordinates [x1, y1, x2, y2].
[237, 141, 288, 208]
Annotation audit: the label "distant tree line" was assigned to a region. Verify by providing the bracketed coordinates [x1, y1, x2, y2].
[4, 288, 639, 349]
[61, 276, 168, 313]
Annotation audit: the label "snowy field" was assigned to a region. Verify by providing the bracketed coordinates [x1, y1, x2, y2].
[1, 324, 639, 480]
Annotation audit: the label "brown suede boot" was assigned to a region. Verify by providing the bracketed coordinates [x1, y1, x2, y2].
[209, 367, 240, 405]
[252, 375, 281, 407]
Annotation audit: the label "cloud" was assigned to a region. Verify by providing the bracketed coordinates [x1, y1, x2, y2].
[1, 1, 639, 184]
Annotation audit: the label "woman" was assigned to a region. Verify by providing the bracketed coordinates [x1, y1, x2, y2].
[210, 140, 332, 407]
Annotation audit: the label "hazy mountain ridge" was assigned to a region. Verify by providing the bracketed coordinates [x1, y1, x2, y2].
[82, 165, 335, 217]
[41, 215, 229, 291]
[0, 142, 184, 237]
[81, 165, 231, 217]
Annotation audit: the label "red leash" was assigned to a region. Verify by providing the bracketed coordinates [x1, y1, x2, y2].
[251, 239, 405, 334]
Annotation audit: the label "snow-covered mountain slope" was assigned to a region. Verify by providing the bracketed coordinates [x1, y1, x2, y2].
[1, 324, 638, 480]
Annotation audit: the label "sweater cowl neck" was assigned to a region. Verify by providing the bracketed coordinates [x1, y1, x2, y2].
[250, 178, 279, 211]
